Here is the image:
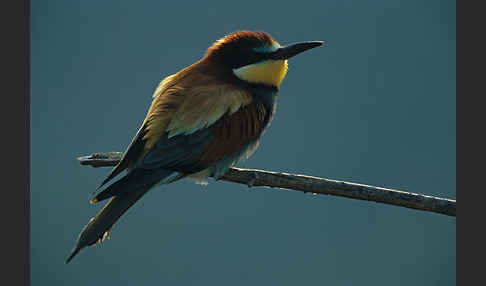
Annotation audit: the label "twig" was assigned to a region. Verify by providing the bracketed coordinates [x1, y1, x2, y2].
[77, 152, 456, 217]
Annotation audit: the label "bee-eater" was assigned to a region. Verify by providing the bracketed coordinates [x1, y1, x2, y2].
[66, 30, 323, 263]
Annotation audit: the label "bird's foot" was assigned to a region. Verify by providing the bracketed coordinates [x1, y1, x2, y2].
[247, 172, 259, 188]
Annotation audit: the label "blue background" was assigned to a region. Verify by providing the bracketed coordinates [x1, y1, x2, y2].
[31, 0, 456, 285]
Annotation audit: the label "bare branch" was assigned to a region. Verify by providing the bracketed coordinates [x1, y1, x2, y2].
[77, 152, 456, 217]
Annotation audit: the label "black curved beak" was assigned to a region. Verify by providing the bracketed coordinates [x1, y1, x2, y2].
[270, 41, 324, 60]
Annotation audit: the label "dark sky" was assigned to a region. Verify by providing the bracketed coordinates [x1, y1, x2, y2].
[31, 0, 456, 285]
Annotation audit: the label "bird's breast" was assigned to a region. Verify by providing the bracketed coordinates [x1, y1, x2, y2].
[185, 89, 278, 180]
[203, 89, 278, 178]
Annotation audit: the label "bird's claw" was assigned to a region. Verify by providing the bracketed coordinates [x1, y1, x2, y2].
[247, 172, 259, 188]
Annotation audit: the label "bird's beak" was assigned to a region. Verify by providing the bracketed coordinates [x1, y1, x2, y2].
[270, 41, 324, 60]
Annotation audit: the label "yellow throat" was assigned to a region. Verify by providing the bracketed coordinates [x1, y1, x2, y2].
[233, 59, 288, 88]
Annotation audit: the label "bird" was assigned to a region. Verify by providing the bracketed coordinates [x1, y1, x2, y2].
[66, 30, 323, 263]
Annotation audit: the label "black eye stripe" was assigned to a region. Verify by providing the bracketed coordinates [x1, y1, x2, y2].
[233, 51, 274, 69]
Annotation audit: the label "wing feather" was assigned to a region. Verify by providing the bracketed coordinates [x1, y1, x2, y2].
[98, 70, 255, 186]
[97, 74, 180, 188]
[141, 101, 269, 174]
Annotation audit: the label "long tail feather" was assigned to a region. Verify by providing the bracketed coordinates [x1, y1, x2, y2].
[66, 184, 153, 263]
[67, 168, 183, 264]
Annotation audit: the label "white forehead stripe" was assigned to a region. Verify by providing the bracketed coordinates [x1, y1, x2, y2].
[253, 41, 281, 53]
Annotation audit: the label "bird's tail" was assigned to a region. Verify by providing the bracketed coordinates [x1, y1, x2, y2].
[66, 169, 181, 264]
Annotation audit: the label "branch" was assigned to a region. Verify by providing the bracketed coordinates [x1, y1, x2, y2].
[77, 152, 456, 217]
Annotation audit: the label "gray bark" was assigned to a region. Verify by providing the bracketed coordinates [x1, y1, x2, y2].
[77, 152, 456, 217]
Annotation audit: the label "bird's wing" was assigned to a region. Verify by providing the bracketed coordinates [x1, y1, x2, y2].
[140, 99, 268, 173]
[97, 74, 178, 189]
[98, 71, 265, 189]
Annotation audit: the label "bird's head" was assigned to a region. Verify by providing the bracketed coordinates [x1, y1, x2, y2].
[203, 31, 323, 89]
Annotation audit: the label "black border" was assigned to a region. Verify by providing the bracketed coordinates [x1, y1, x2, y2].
[2, 1, 29, 285]
[458, 0, 480, 285]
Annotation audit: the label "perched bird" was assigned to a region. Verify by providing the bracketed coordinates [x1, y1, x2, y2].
[66, 30, 323, 263]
